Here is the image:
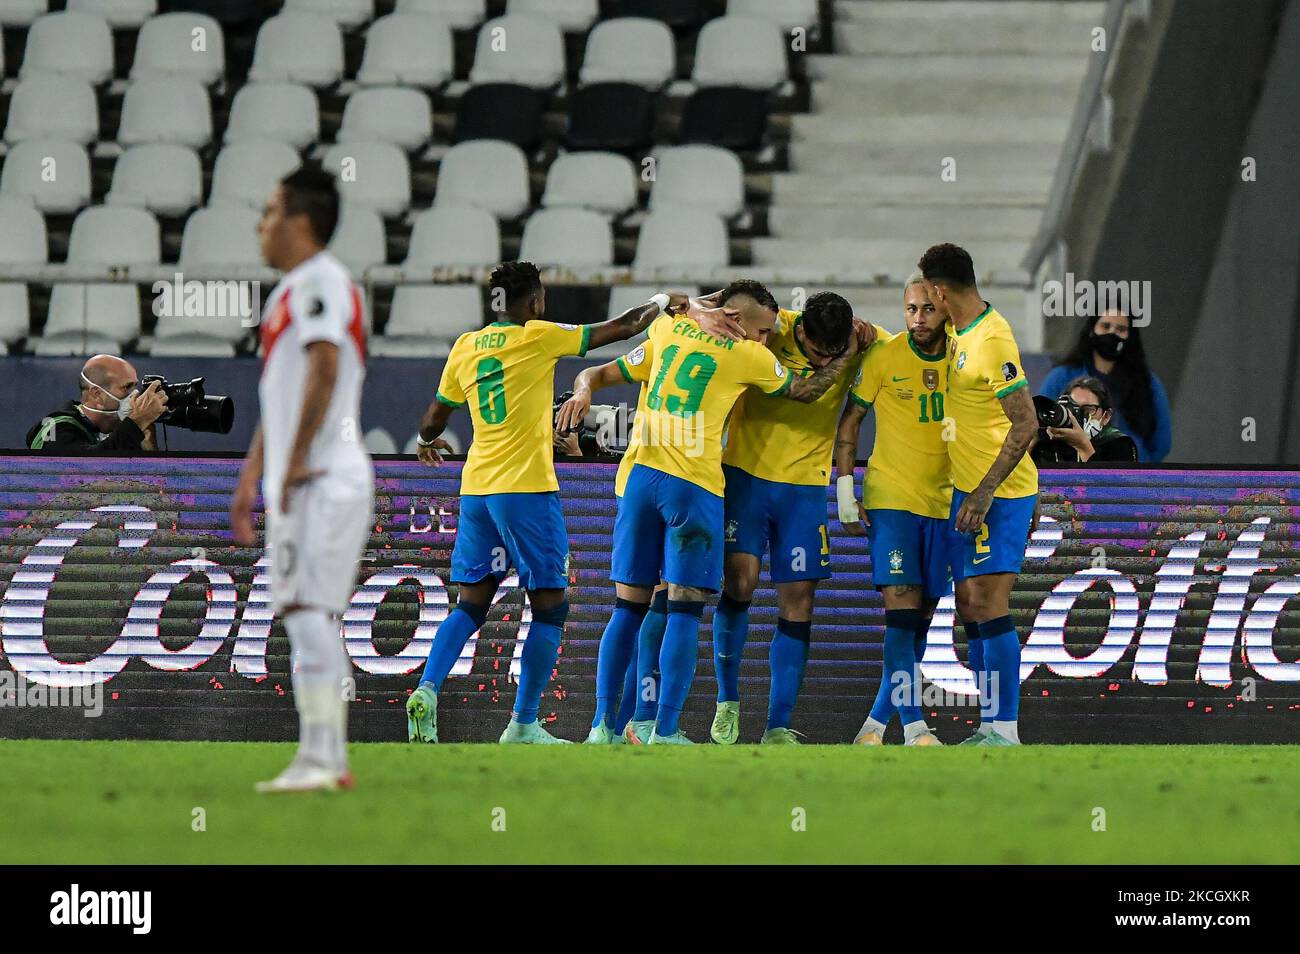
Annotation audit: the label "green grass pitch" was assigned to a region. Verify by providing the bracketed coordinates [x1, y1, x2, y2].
[3, 740, 1297, 864]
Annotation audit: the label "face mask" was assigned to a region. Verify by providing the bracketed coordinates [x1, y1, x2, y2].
[1091, 331, 1126, 361]
[79, 372, 134, 421]
[1083, 416, 1104, 438]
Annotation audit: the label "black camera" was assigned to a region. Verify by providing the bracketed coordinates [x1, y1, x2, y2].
[1033, 393, 1086, 432]
[553, 391, 621, 457]
[141, 375, 234, 434]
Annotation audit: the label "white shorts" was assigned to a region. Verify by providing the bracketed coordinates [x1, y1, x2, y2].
[267, 480, 373, 615]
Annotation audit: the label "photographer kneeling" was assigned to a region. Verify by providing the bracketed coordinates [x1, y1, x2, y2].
[26, 354, 168, 452]
[1032, 376, 1138, 464]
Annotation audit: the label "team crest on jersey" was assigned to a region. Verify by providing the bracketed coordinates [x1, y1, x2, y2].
[889, 549, 904, 574]
[1001, 361, 1018, 382]
[956, 351, 968, 370]
[923, 369, 939, 391]
[625, 345, 646, 366]
[306, 297, 324, 318]
[725, 519, 739, 544]
[853, 368, 862, 387]
[556, 323, 579, 330]
[774, 359, 787, 379]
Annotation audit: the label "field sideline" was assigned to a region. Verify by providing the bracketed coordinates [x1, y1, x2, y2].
[2, 740, 1297, 864]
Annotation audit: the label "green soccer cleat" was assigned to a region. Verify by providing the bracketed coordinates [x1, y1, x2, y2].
[406, 684, 438, 743]
[957, 726, 993, 746]
[584, 719, 614, 744]
[499, 719, 573, 744]
[624, 719, 654, 745]
[760, 727, 802, 745]
[648, 729, 693, 745]
[975, 729, 1019, 747]
[609, 729, 627, 745]
[710, 701, 740, 745]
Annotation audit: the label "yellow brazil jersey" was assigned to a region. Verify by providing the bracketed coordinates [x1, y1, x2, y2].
[724, 309, 886, 487]
[619, 315, 792, 497]
[944, 304, 1038, 498]
[436, 319, 589, 495]
[850, 330, 952, 519]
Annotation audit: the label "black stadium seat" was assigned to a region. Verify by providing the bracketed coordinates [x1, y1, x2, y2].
[606, 0, 719, 30]
[453, 84, 547, 152]
[566, 82, 657, 154]
[680, 86, 770, 151]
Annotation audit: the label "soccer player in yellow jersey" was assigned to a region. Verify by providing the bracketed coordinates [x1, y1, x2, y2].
[918, 244, 1039, 746]
[558, 281, 860, 743]
[710, 291, 872, 745]
[405, 262, 733, 745]
[834, 273, 949, 746]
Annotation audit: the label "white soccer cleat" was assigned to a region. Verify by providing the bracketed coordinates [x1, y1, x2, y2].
[255, 759, 354, 794]
[904, 729, 943, 746]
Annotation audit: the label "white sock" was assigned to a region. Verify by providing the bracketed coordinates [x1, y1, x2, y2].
[286, 609, 350, 772]
[902, 719, 930, 741]
[859, 717, 887, 736]
[974, 723, 993, 736]
[991, 720, 1019, 743]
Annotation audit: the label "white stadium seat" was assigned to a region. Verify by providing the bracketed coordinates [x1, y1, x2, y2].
[468, 14, 564, 89]
[404, 204, 499, 269]
[67, 206, 160, 267]
[506, 0, 597, 33]
[0, 197, 46, 347]
[0, 1, 48, 27]
[542, 151, 637, 217]
[369, 285, 483, 358]
[149, 331, 238, 358]
[579, 17, 675, 89]
[649, 145, 745, 219]
[728, 0, 819, 31]
[4, 76, 98, 145]
[519, 208, 612, 268]
[395, 0, 484, 31]
[67, 0, 156, 30]
[322, 142, 411, 217]
[590, 283, 663, 356]
[179, 205, 263, 270]
[338, 86, 432, 152]
[107, 145, 203, 216]
[0, 140, 92, 214]
[248, 13, 344, 88]
[634, 207, 729, 269]
[434, 140, 529, 219]
[118, 75, 212, 148]
[130, 13, 225, 85]
[224, 82, 320, 149]
[692, 15, 788, 90]
[356, 13, 454, 89]
[209, 141, 302, 211]
[20, 11, 114, 85]
[328, 203, 387, 274]
[40, 284, 141, 351]
[282, 0, 375, 30]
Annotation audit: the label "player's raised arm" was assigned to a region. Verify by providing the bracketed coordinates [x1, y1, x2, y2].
[781, 333, 862, 403]
[955, 382, 1038, 533]
[583, 292, 743, 351]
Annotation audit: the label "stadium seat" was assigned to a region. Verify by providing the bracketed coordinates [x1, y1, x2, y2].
[0, 284, 31, 350]
[67, 0, 157, 30]
[67, 206, 161, 267]
[248, 13, 344, 88]
[130, 13, 225, 85]
[355, 13, 454, 89]
[633, 207, 728, 269]
[322, 142, 411, 217]
[452, 83, 544, 151]
[649, 145, 744, 219]
[692, 16, 787, 89]
[4, 76, 98, 145]
[282, 0, 374, 30]
[579, 17, 675, 89]
[606, 0, 706, 30]
[118, 75, 212, 148]
[224, 83, 320, 149]
[209, 141, 302, 210]
[179, 205, 263, 269]
[468, 14, 565, 89]
[728, 0, 818, 30]
[370, 285, 483, 358]
[434, 140, 529, 220]
[107, 145, 202, 216]
[565, 83, 656, 154]
[339, 86, 432, 153]
[0, 198, 47, 347]
[20, 11, 114, 85]
[542, 152, 637, 217]
[40, 284, 141, 352]
[520, 208, 613, 268]
[149, 330, 238, 357]
[0, 140, 92, 214]
[680, 86, 769, 151]
[0, 1, 48, 27]
[328, 203, 387, 275]
[403, 204, 499, 269]
[506, 0, 597, 33]
[394, 0, 484, 31]
[588, 283, 662, 356]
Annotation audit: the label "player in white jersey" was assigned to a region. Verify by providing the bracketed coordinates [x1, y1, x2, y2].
[230, 167, 374, 793]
